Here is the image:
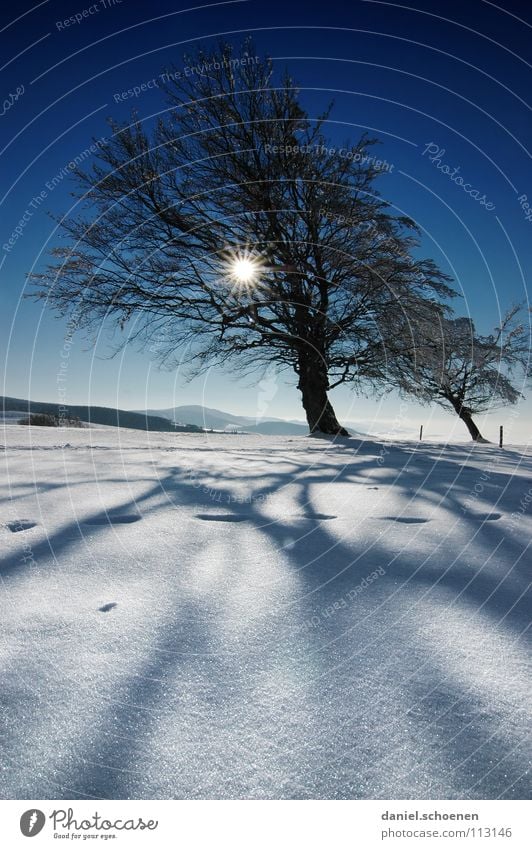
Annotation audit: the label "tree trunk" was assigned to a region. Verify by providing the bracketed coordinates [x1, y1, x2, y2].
[459, 408, 489, 442]
[297, 353, 348, 436]
[449, 396, 488, 442]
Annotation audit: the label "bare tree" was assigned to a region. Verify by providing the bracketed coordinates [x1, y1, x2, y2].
[32, 41, 454, 435]
[394, 307, 531, 441]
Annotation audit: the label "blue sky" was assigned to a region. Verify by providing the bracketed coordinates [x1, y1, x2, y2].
[1, 0, 531, 441]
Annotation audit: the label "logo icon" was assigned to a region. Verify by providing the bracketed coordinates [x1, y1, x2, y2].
[20, 810, 45, 837]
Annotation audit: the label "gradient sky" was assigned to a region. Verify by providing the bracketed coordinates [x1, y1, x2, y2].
[1, 0, 531, 441]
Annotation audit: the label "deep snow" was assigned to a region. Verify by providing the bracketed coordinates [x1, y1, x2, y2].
[0, 424, 530, 800]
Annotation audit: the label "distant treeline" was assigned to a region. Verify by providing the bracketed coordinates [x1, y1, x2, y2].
[18, 412, 85, 428]
[1, 397, 204, 433]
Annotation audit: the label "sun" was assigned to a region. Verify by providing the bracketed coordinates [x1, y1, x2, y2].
[232, 258, 257, 283]
[223, 251, 263, 291]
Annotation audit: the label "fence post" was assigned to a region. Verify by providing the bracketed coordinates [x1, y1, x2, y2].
[419, 425, 423, 441]
[499, 425, 503, 448]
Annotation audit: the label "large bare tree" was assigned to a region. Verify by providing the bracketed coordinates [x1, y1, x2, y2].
[33, 41, 454, 434]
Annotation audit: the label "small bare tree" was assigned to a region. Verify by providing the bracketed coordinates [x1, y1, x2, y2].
[32, 41, 453, 434]
[395, 307, 531, 441]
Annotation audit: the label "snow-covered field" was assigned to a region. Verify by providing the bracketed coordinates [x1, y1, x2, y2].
[1, 424, 531, 800]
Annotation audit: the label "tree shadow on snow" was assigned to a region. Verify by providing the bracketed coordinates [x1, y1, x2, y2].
[2, 437, 531, 799]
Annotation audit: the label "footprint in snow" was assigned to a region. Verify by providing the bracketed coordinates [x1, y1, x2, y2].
[465, 512, 502, 521]
[296, 513, 337, 521]
[99, 602, 118, 613]
[379, 516, 429, 524]
[6, 519, 38, 532]
[195, 513, 249, 522]
[83, 514, 141, 525]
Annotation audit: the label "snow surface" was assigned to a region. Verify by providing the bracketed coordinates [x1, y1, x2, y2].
[1, 424, 531, 800]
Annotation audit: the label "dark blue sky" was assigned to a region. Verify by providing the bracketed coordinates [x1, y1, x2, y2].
[1, 0, 531, 439]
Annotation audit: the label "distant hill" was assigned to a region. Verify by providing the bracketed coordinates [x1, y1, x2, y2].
[137, 404, 372, 436]
[1, 397, 203, 433]
[139, 404, 311, 435]
[143, 405, 249, 430]
[2, 399, 367, 437]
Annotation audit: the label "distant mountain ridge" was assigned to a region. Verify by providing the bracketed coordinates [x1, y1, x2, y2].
[138, 404, 311, 435]
[1, 397, 202, 433]
[2, 398, 365, 437]
[137, 405, 371, 436]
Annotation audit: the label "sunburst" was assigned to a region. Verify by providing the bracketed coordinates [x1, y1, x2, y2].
[222, 250, 264, 294]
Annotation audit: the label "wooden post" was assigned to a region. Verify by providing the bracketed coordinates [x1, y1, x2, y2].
[499, 425, 503, 448]
[419, 424, 423, 441]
